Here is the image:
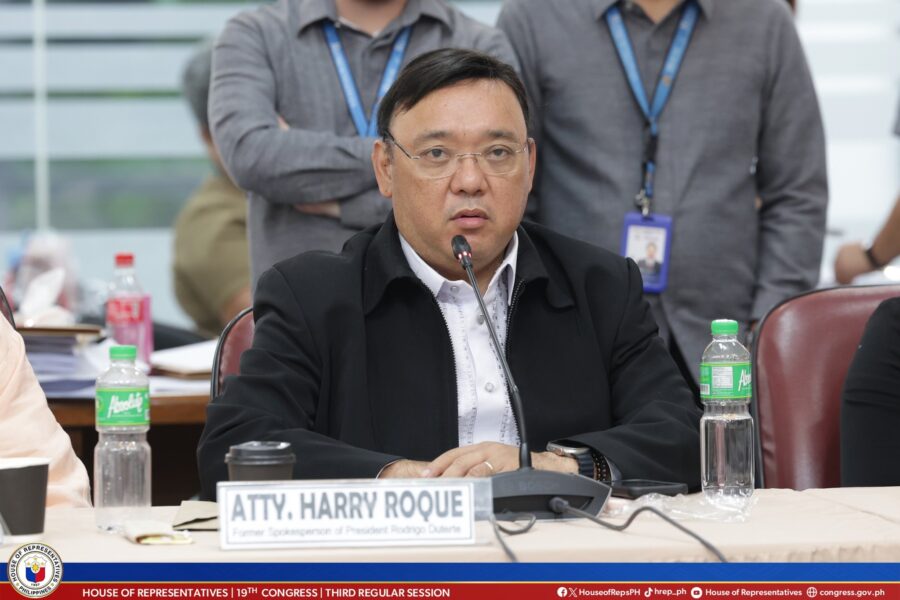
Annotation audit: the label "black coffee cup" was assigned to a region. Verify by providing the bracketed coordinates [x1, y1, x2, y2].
[0, 457, 49, 540]
[225, 441, 295, 482]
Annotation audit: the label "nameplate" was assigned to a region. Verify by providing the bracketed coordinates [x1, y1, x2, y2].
[217, 478, 492, 550]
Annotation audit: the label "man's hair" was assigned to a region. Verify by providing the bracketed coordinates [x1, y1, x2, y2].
[377, 48, 529, 139]
[181, 40, 214, 130]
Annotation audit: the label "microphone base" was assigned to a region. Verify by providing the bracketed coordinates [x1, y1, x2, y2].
[491, 468, 611, 520]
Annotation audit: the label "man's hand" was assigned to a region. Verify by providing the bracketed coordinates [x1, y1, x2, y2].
[379, 459, 429, 479]
[532, 450, 580, 474]
[424, 442, 578, 478]
[834, 242, 875, 284]
[294, 200, 341, 219]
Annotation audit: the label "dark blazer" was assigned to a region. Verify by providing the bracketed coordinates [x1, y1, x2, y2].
[841, 297, 900, 486]
[197, 215, 701, 499]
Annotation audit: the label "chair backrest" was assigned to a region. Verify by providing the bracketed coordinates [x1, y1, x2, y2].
[211, 307, 254, 400]
[752, 284, 900, 490]
[0, 285, 14, 328]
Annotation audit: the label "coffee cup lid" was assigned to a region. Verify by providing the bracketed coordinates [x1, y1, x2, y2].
[0, 457, 51, 470]
[225, 441, 295, 465]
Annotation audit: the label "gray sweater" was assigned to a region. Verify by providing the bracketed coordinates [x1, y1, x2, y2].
[498, 0, 828, 378]
[210, 0, 518, 283]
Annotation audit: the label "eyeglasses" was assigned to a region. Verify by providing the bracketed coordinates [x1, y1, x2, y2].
[385, 132, 530, 179]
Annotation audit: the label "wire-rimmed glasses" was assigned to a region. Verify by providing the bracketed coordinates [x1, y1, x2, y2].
[385, 132, 530, 179]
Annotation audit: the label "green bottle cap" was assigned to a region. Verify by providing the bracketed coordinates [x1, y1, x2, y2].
[710, 319, 739, 336]
[109, 345, 137, 361]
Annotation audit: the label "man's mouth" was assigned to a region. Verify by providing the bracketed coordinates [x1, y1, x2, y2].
[452, 209, 488, 229]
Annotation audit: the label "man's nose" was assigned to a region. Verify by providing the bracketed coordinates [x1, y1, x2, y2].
[449, 155, 487, 195]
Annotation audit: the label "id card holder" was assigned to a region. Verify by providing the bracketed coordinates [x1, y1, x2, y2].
[620, 211, 672, 294]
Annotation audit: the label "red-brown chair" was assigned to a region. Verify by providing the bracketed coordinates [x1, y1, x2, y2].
[211, 307, 254, 399]
[752, 284, 900, 490]
[0, 285, 14, 327]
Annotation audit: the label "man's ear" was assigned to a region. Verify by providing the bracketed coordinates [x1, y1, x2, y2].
[372, 139, 394, 199]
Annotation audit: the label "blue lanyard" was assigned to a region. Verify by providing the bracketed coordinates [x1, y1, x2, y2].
[605, 2, 698, 213]
[323, 21, 412, 138]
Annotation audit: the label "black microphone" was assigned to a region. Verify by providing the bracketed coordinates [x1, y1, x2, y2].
[451, 236, 473, 269]
[450, 235, 609, 520]
[452, 235, 530, 470]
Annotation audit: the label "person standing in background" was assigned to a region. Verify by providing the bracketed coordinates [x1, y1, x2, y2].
[210, 0, 518, 284]
[834, 99, 900, 284]
[173, 43, 252, 337]
[498, 0, 828, 395]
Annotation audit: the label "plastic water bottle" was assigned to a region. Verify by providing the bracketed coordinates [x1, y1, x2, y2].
[699, 319, 754, 505]
[94, 345, 152, 532]
[106, 252, 153, 367]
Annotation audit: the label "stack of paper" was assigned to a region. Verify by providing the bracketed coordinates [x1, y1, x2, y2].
[19, 325, 107, 399]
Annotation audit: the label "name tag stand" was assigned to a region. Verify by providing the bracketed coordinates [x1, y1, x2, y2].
[217, 479, 492, 550]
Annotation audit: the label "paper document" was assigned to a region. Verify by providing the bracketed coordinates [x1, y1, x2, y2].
[151, 339, 218, 377]
[150, 376, 210, 396]
[172, 501, 219, 531]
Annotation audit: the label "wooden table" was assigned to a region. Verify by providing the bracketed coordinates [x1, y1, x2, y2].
[48, 393, 208, 429]
[48, 393, 210, 505]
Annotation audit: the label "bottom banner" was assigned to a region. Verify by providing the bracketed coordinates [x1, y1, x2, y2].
[3, 583, 898, 600]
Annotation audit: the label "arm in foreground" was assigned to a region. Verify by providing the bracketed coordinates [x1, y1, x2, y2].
[196, 267, 401, 499]
[563, 260, 702, 487]
[0, 317, 91, 507]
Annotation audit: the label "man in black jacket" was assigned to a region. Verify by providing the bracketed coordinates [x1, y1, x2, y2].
[197, 49, 700, 498]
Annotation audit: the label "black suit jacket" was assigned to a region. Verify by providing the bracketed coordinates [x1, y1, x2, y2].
[841, 297, 900, 486]
[197, 216, 701, 498]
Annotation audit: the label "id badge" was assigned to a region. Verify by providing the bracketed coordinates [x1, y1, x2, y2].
[620, 212, 672, 294]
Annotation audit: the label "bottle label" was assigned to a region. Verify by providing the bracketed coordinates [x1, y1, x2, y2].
[699, 362, 752, 399]
[107, 297, 144, 325]
[96, 388, 150, 427]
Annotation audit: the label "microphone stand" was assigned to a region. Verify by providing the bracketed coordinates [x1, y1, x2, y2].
[451, 236, 610, 520]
